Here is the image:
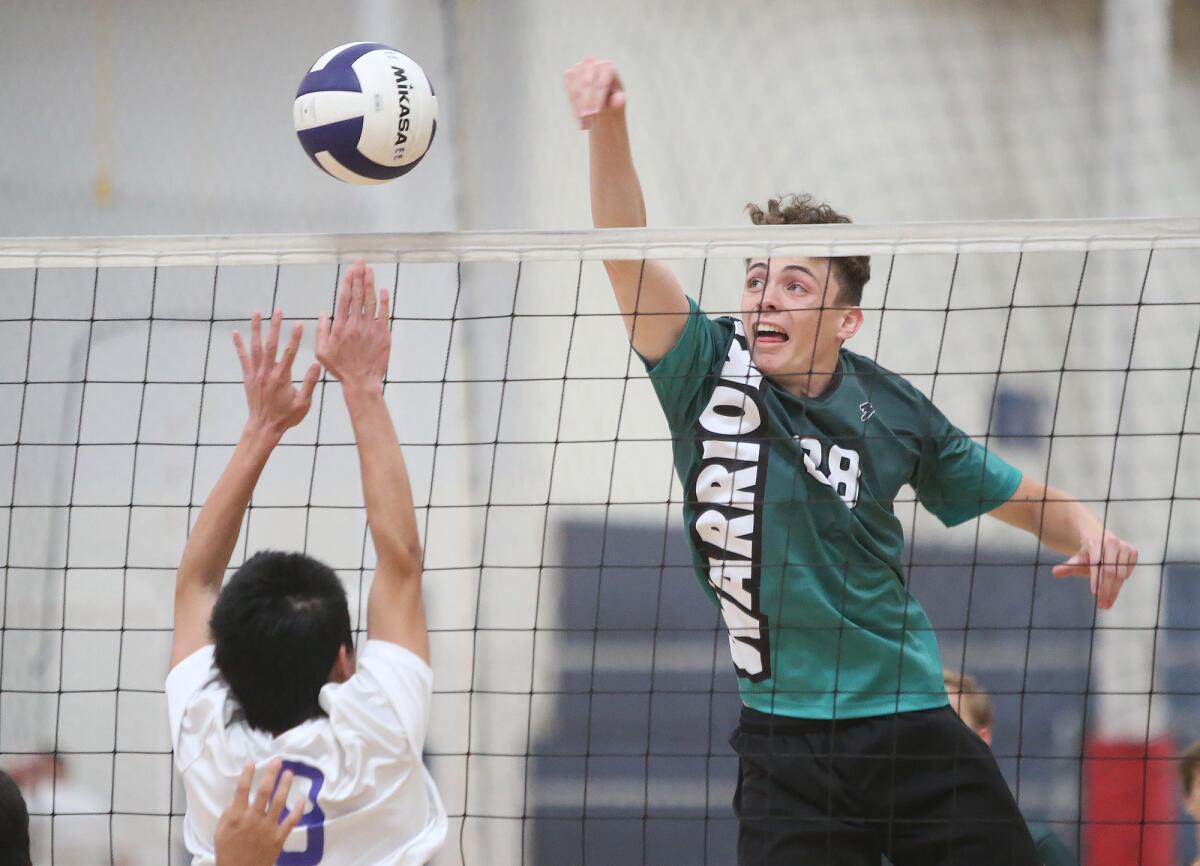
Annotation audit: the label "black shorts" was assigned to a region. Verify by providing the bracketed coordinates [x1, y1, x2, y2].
[730, 704, 1040, 866]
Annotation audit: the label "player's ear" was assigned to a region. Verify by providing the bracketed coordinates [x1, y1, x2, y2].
[836, 306, 863, 341]
[328, 644, 355, 683]
[979, 726, 993, 747]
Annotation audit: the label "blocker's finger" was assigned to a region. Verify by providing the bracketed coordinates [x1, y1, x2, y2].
[378, 287, 391, 323]
[253, 759, 280, 812]
[336, 264, 355, 322]
[280, 322, 303, 373]
[232, 330, 251, 377]
[364, 265, 377, 317]
[267, 769, 293, 823]
[265, 309, 283, 364]
[250, 312, 263, 369]
[231, 761, 255, 812]
[316, 312, 330, 354]
[300, 363, 320, 404]
[349, 260, 365, 321]
[279, 791, 305, 839]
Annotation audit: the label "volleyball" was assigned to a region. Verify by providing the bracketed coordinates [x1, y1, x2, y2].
[293, 42, 437, 185]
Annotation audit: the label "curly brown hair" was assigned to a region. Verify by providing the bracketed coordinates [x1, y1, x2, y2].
[746, 194, 870, 306]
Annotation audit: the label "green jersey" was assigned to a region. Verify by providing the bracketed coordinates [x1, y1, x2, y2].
[645, 300, 1022, 719]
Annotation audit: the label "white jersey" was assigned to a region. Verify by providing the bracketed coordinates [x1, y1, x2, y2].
[167, 640, 446, 866]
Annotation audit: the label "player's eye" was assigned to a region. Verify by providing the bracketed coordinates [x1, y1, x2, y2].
[786, 282, 805, 293]
[746, 278, 765, 291]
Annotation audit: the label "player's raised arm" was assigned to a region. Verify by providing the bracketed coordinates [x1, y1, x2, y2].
[564, 57, 690, 365]
[988, 476, 1138, 610]
[170, 312, 320, 669]
[316, 261, 428, 661]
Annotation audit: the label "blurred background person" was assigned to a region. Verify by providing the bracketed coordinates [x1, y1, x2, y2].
[943, 669, 1078, 866]
[1180, 739, 1200, 866]
[4, 753, 123, 866]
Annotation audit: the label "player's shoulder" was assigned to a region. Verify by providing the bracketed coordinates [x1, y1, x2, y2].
[318, 640, 434, 751]
[837, 348, 947, 438]
[839, 348, 928, 404]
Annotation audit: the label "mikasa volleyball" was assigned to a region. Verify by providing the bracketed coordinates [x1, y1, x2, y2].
[294, 42, 437, 185]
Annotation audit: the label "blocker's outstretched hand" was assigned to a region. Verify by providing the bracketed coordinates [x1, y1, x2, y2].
[564, 56, 626, 129]
[215, 760, 305, 866]
[316, 259, 391, 396]
[232, 310, 321, 437]
[1052, 531, 1138, 610]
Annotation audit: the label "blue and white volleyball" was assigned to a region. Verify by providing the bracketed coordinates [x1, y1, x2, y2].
[293, 42, 437, 185]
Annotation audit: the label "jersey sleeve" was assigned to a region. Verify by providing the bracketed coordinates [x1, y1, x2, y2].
[642, 297, 728, 429]
[322, 640, 435, 755]
[911, 400, 1022, 528]
[165, 645, 224, 770]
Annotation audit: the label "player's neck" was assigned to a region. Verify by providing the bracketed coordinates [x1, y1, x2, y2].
[777, 370, 835, 399]
[775, 349, 841, 399]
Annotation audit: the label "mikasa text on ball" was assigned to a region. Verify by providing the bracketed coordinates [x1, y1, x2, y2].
[294, 42, 437, 185]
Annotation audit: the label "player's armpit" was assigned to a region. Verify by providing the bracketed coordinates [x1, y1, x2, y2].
[169, 584, 218, 669]
[605, 258, 692, 364]
[366, 572, 430, 662]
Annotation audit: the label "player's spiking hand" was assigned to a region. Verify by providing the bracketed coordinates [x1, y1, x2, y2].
[214, 760, 305, 866]
[232, 310, 321, 438]
[564, 57, 626, 129]
[316, 259, 391, 398]
[1052, 530, 1138, 610]
[563, 56, 690, 363]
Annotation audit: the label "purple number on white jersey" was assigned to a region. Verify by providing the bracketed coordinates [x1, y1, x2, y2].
[274, 760, 326, 866]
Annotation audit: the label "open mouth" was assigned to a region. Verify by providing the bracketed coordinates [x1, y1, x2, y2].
[754, 323, 789, 344]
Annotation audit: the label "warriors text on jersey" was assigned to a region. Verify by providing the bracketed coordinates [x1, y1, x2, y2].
[167, 641, 446, 865]
[645, 299, 1021, 719]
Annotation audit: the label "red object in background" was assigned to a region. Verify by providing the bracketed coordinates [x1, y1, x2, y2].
[1083, 735, 1177, 866]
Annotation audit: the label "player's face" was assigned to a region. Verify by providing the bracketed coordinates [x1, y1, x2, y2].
[741, 257, 860, 386]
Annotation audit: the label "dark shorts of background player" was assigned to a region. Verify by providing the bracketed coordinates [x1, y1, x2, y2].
[731, 704, 1041, 866]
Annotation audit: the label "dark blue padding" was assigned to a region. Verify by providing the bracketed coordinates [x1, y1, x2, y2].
[297, 116, 412, 182]
[295, 42, 395, 97]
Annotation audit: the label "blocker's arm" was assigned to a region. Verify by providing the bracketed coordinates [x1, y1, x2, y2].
[170, 312, 320, 669]
[988, 476, 1138, 610]
[564, 57, 690, 365]
[317, 261, 429, 661]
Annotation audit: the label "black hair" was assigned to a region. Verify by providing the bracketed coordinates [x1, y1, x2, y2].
[209, 550, 353, 735]
[0, 770, 31, 866]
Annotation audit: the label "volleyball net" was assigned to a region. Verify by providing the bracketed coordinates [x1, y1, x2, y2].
[2, 219, 1199, 865]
